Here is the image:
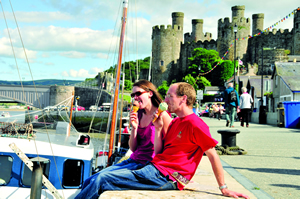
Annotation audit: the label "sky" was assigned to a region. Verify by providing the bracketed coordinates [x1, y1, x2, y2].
[0, 0, 299, 82]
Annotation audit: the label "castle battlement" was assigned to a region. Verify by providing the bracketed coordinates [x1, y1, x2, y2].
[152, 24, 181, 36]
[218, 17, 230, 25]
[232, 17, 251, 26]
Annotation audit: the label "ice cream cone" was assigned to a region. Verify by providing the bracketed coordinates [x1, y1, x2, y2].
[132, 105, 139, 113]
[152, 102, 168, 123]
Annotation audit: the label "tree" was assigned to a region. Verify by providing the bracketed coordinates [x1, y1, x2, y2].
[157, 81, 169, 98]
[182, 74, 197, 90]
[124, 80, 132, 91]
[196, 76, 211, 90]
[187, 48, 220, 81]
[211, 60, 234, 86]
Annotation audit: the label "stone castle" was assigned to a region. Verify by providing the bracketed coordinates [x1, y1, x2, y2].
[151, 5, 300, 87]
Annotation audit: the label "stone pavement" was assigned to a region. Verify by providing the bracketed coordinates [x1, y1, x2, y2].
[202, 117, 300, 199]
[100, 155, 256, 199]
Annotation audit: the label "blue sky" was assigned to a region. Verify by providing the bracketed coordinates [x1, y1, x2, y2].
[0, 0, 298, 82]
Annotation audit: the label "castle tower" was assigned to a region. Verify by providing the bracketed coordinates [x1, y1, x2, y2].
[293, 10, 300, 55]
[172, 12, 184, 43]
[151, 12, 184, 86]
[252, 14, 264, 35]
[191, 19, 204, 42]
[217, 5, 250, 62]
[232, 5, 245, 19]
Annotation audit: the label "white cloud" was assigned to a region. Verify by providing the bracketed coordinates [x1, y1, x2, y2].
[61, 71, 69, 77]
[0, 37, 37, 59]
[60, 51, 86, 58]
[90, 67, 102, 74]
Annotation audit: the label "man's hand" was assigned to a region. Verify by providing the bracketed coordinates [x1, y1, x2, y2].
[152, 109, 164, 130]
[221, 188, 250, 199]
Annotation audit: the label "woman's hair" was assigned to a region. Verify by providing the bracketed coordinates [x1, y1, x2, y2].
[175, 82, 196, 107]
[241, 87, 247, 93]
[133, 79, 162, 107]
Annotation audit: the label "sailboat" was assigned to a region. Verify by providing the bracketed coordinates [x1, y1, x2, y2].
[0, 0, 130, 198]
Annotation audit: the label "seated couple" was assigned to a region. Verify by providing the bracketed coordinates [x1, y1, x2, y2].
[75, 80, 249, 199]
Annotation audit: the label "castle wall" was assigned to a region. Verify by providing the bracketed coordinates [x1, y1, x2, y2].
[293, 10, 300, 54]
[257, 49, 288, 75]
[246, 29, 293, 64]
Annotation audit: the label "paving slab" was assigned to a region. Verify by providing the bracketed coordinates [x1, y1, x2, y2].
[100, 156, 256, 199]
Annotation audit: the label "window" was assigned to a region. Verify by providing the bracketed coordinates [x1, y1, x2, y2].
[21, 157, 50, 187]
[0, 155, 13, 185]
[160, 60, 164, 66]
[63, 159, 83, 187]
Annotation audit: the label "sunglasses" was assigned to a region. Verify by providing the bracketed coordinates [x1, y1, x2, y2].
[131, 91, 148, 98]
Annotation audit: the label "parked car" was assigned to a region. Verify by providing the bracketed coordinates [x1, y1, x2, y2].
[89, 105, 98, 111]
[72, 106, 85, 111]
[43, 106, 57, 111]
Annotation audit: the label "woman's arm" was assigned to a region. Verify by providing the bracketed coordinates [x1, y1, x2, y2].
[154, 111, 172, 155]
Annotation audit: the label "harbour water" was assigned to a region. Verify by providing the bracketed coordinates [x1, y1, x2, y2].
[0, 111, 26, 123]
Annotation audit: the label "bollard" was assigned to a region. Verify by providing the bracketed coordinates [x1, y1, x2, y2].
[30, 157, 49, 199]
[217, 129, 240, 147]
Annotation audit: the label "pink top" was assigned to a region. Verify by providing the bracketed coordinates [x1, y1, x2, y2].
[152, 113, 218, 190]
[130, 109, 155, 164]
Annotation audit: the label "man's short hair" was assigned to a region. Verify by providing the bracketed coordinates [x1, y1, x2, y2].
[175, 82, 196, 107]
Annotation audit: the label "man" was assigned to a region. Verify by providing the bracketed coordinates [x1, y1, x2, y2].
[75, 82, 249, 199]
[223, 83, 239, 127]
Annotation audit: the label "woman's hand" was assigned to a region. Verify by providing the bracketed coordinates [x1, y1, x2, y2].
[130, 110, 138, 130]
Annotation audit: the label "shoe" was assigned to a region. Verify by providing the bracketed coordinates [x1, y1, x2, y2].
[241, 124, 244, 127]
[226, 120, 230, 127]
[246, 125, 249, 128]
[230, 125, 234, 128]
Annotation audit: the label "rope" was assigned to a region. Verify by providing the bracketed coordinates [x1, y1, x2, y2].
[215, 145, 247, 155]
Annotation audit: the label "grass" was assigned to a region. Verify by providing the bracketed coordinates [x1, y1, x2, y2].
[120, 93, 131, 103]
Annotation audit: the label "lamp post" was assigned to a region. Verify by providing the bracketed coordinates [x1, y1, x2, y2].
[233, 23, 238, 89]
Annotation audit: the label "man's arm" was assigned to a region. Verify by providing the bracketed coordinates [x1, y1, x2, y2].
[205, 148, 250, 199]
[153, 111, 171, 155]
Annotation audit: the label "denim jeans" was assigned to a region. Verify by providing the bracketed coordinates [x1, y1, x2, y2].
[75, 163, 177, 199]
[80, 158, 145, 191]
[225, 105, 236, 126]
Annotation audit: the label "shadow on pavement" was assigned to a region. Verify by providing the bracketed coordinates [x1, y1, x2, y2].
[231, 167, 300, 176]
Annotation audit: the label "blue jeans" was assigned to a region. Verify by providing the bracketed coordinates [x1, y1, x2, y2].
[75, 163, 177, 199]
[80, 158, 145, 190]
[225, 105, 236, 126]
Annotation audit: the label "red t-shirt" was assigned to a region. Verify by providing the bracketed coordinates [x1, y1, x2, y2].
[151, 113, 218, 190]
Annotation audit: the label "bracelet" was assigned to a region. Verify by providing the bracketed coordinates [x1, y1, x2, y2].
[219, 184, 227, 190]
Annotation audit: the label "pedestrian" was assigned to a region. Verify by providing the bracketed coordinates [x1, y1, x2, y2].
[75, 82, 249, 199]
[239, 87, 253, 127]
[218, 103, 224, 120]
[75, 79, 172, 197]
[223, 83, 239, 127]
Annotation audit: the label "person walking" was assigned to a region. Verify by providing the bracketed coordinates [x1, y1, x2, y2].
[239, 87, 253, 127]
[223, 83, 239, 128]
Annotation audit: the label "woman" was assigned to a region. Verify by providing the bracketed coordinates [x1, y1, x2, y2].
[239, 87, 253, 127]
[75, 80, 172, 199]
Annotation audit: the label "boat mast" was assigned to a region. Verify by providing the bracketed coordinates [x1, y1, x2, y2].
[108, 0, 128, 165]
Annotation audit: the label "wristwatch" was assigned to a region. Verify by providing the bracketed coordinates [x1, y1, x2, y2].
[219, 184, 228, 190]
